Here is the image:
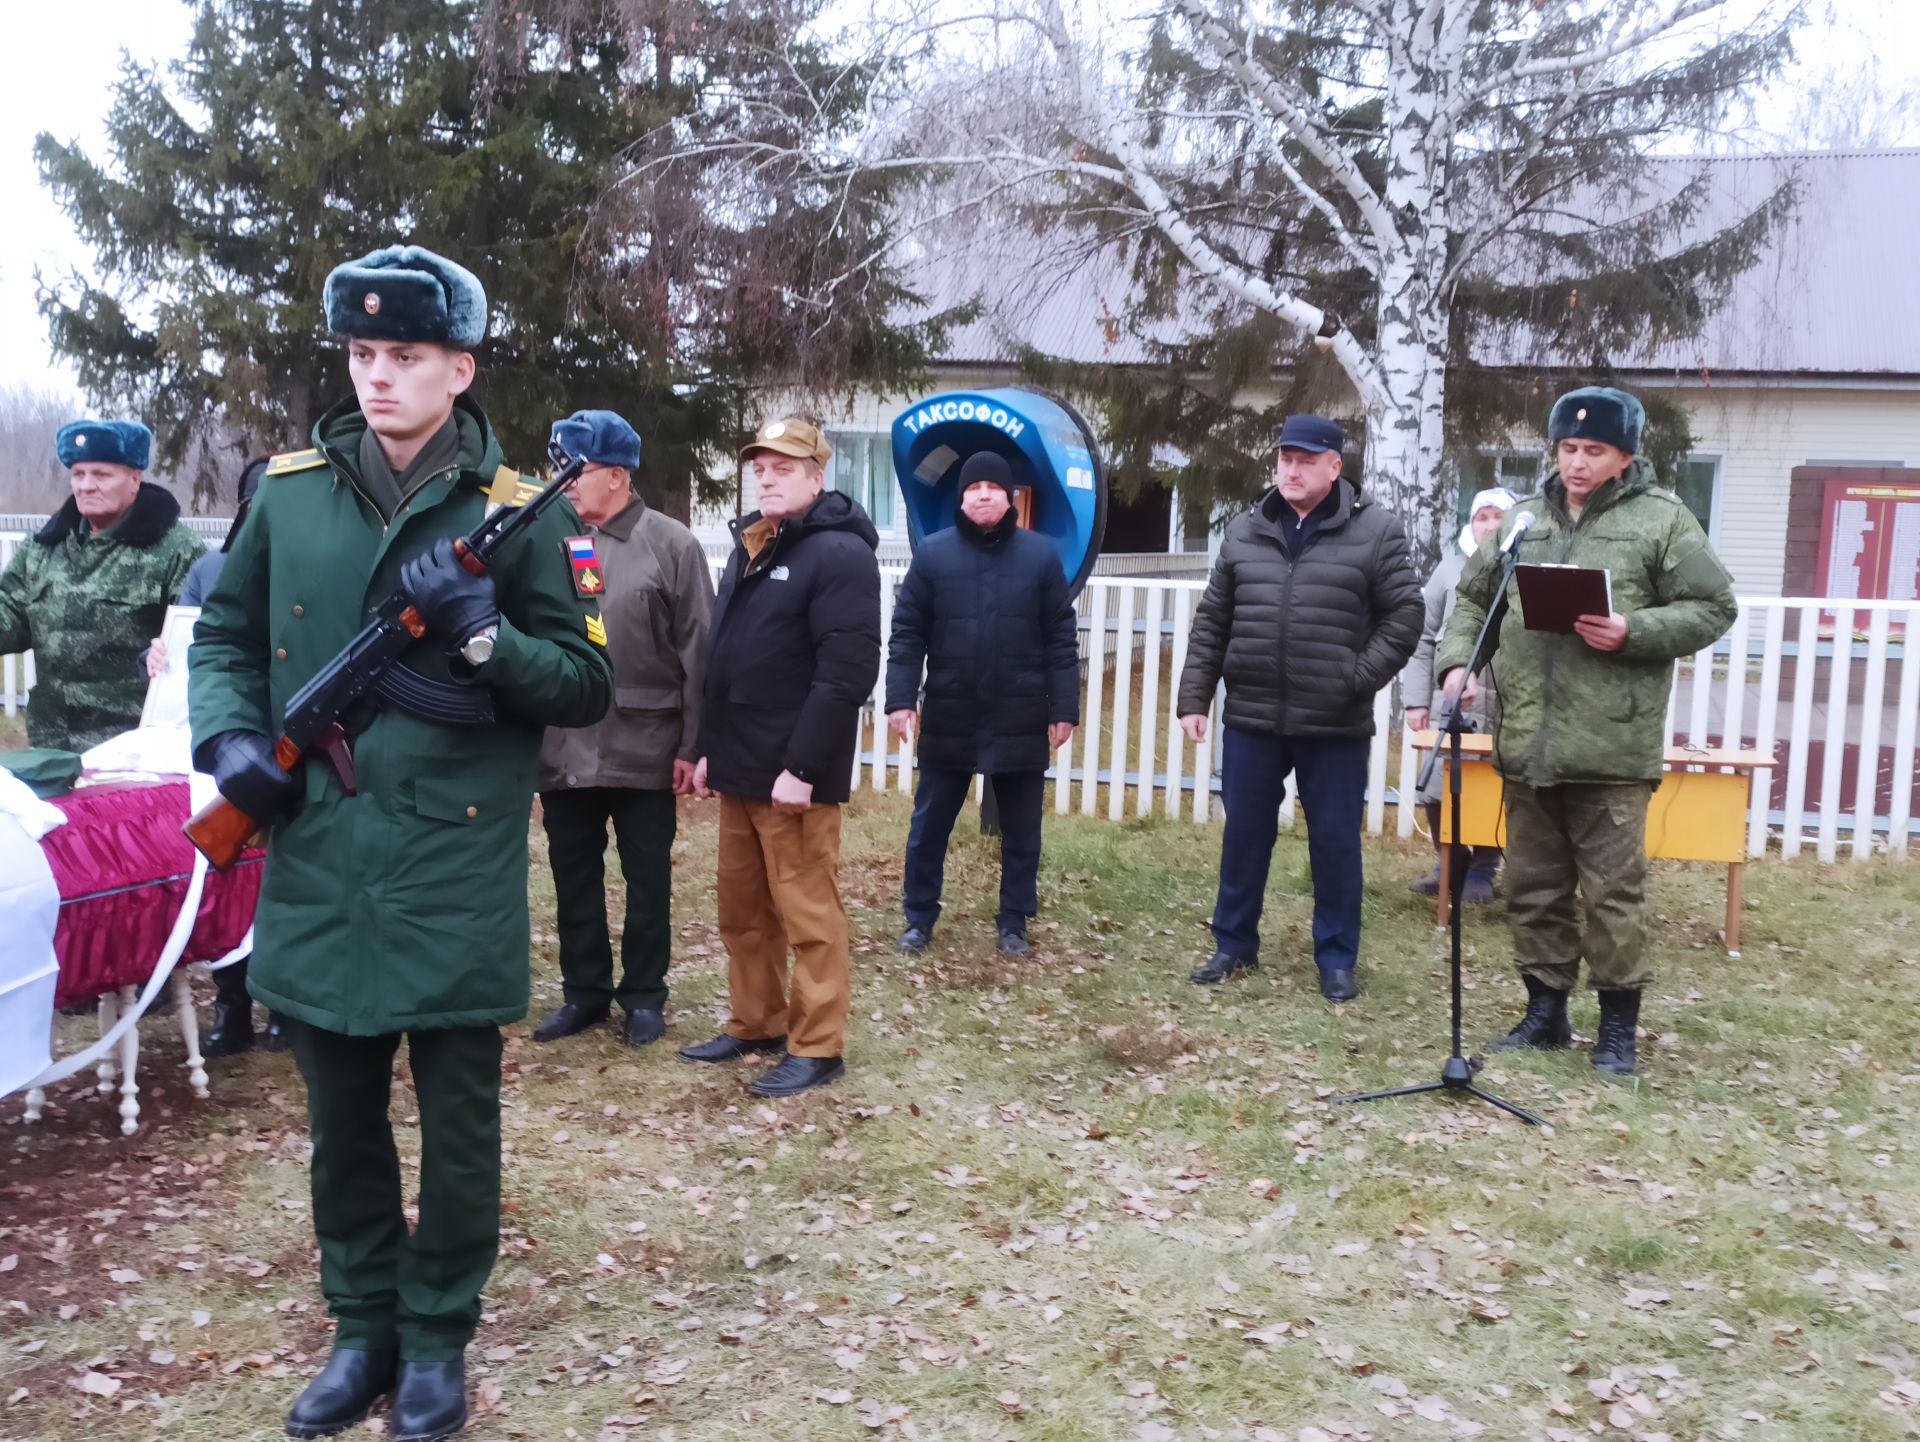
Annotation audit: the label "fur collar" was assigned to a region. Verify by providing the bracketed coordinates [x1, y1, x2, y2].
[34, 481, 183, 548]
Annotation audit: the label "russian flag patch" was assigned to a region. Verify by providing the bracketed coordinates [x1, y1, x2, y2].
[563, 535, 605, 598]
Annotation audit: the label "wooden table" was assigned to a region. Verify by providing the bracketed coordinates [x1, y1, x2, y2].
[1410, 732, 1773, 957]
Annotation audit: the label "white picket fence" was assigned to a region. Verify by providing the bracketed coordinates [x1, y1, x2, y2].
[844, 578, 1919, 863]
[6, 525, 1915, 861]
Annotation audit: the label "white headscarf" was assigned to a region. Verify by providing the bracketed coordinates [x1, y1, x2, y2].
[1459, 486, 1519, 555]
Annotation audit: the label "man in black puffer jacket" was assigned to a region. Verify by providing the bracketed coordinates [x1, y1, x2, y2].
[683, 416, 881, 1098]
[885, 452, 1080, 958]
[1176, 415, 1421, 1002]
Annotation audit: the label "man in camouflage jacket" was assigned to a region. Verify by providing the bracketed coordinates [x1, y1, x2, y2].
[0, 419, 203, 753]
[1437, 387, 1736, 1078]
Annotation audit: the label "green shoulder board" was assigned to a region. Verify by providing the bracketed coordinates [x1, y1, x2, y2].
[265, 448, 328, 477]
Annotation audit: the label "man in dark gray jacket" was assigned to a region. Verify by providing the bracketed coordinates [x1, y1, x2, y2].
[1176, 415, 1422, 1002]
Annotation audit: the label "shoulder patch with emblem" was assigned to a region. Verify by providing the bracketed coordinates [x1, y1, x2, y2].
[585, 611, 608, 647]
[564, 535, 606, 598]
[264, 448, 327, 477]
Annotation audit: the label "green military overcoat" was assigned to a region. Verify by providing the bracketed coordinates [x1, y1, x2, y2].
[1437, 457, 1737, 788]
[189, 396, 612, 1034]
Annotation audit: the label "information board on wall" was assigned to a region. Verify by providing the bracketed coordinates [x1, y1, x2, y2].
[1817, 478, 1920, 604]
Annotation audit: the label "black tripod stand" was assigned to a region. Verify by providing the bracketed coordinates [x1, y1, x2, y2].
[1334, 535, 1547, 1129]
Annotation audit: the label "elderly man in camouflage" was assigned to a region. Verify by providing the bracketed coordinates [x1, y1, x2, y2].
[0, 420, 203, 753]
[1437, 387, 1737, 1078]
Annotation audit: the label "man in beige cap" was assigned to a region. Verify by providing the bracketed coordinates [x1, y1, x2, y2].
[681, 416, 881, 1097]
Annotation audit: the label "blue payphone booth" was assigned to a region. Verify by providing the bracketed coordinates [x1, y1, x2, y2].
[890, 387, 1107, 596]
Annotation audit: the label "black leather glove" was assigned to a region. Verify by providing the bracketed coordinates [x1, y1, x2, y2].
[202, 729, 302, 820]
[400, 538, 499, 648]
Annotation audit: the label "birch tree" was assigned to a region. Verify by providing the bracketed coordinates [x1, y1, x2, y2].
[621, 0, 1800, 561]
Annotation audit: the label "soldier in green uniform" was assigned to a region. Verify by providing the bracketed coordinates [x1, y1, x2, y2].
[1437, 387, 1736, 1078]
[188, 245, 612, 1441]
[0, 419, 203, 752]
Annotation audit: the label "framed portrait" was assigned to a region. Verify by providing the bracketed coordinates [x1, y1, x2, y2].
[140, 605, 201, 730]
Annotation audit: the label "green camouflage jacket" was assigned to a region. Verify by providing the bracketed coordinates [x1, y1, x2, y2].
[1436, 458, 1736, 786]
[0, 483, 204, 752]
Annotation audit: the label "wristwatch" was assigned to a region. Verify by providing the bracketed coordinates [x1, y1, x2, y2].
[460, 624, 500, 666]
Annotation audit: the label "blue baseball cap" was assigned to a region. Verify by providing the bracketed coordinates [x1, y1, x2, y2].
[1277, 414, 1344, 454]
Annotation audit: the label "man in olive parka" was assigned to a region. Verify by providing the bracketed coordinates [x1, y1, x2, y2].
[189, 245, 611, 1441]
[1437, 386, 1735, 1080]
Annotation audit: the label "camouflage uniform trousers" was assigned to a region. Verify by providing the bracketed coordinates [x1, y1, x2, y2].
[1501, 779, 1656, 992]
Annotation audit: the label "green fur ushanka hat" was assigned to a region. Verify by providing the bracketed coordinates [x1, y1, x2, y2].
[323, 244, 488, 347]
[1547, 386, 1646, 455]
[56, 419, 152, 469]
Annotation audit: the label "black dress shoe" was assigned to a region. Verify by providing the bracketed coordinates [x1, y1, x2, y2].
[898, 925, 932, 955]
[390, 1358, 466, 1442]
[284, 1345, 395, 1438]
[622, 1008, 666, 1046]
[264, 1012, 291, 1052]
[996, 928, 1030, 958]
[1319, 968, 1361, 1003]
[748, 1055, 845, 1097]
[1190, 952, 1258, 985]
[677, 1033, 787, 1064]
[202, 998, 257, 1058]
[531, 1002, 610, 1043]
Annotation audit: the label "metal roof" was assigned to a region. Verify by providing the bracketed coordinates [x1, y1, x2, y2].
[910, 150, 1920, 379]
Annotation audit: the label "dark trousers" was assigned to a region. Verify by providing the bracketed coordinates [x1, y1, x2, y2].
[1211, 727, 1370, 972]
[540, 786, 677, 1013]
[214, 955, 252, 1007]
[288, 1022, 502, 1361]
[903, 768, 1046, 935]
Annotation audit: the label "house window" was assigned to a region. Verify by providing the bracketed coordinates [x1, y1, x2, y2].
[1671, 456, 1719, 539]
[1455, 451, 1542, 527]
[825, 431, 896, 529]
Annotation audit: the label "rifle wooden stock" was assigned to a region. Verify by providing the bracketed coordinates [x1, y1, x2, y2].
[184, 793, 265, 872]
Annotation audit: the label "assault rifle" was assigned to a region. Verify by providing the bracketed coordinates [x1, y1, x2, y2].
[184, 439, 589, 870]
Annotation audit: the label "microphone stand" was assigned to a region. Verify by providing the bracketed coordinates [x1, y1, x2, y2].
[1334, 537, 1547, 1129]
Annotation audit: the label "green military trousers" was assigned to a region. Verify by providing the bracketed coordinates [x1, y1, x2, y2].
[288, 1022, 502, 1361]
[1502, 780, 1656, 993]
[540, 786, 677, 1014]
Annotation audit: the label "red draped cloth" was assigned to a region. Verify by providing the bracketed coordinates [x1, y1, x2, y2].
[41, 778, 264, 1009]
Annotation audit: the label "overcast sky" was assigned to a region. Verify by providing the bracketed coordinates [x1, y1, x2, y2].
[3, 0, 1917, 399]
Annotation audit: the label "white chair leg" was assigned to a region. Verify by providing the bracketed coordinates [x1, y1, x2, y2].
[117, 986, 141, 1135]
[175, 971, 209, 1099]
[24, 1087, 45, 1122]
[96, 990, 121, 1093]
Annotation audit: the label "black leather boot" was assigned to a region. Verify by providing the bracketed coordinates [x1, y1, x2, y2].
[1189, 952, 1258, 984]
[678, 1033, 786, 1064]
[1591, 989, 1641, 1077]
[284, 1346, 396, 1438]
[1489, 974, 1573, 1051]
[622, 1008, 666, 1046]
[748, 1055, 845, 1097]
[202, 998, 257, 1058]
[531, 1002, 609, 1042]
[389, 1358, 467, 1441]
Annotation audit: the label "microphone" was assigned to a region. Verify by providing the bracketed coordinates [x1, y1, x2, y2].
[1499, 511, 1536, 555]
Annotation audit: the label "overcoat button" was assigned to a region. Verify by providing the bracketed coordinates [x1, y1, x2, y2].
[275, 648, 288, 660]
[466, 806, 478, 818]
[292, 604, 305, 617]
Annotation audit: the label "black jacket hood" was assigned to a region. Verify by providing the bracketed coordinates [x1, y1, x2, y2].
[35, 481, 183, 548]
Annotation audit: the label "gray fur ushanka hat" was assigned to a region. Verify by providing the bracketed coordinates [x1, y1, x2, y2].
[323, 244, 487, 347]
